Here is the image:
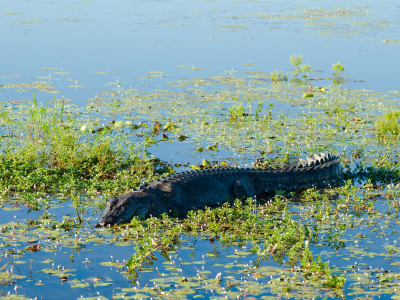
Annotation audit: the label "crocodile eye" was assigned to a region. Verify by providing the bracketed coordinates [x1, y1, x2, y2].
[108, 198, 118, 207]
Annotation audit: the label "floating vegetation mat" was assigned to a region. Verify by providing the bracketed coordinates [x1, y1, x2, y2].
[1, 57, 400, 299]
[1, 185, 400, 299]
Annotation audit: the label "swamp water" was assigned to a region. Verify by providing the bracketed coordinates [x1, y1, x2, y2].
[1, 0, 400, 299]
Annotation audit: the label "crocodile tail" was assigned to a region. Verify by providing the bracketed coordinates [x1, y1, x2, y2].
[288, 152, 343, 189]
[254, 152, 343, 191]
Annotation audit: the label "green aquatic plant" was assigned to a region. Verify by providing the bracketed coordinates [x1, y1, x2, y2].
[0, 262, 18, 289]
[228, 104, 245, 120]
[300, 241, 331, 277]
[267, 103, 274, 118]
[290, 76, 303, 85]
[255, 103, 263, 117]
[0, 95, 159, 197]
[126, 198, 336, 275]
[299, 63, 312, 77]
[325, 274, 346, 288]
[332, 62, 345, 75]
[270, 69, 288, 82]
[375, 110, 400, 135]
[0, 132, 155, 196]
[290, 53, 303, 73]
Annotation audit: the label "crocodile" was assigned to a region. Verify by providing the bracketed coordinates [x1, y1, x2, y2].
[94, 152, 343, 227]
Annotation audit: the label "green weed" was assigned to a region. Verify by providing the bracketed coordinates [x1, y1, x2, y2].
[376, 110, 400, 135]
[126, 197, 336, 279]
[325, 274, 346, 288]
[299, 63, 312, 77]
[228, 104, 245, 120]
[332, 62, 345, 75]
[290, 54, 303, 73]
[270, 69, 288, 82]
[0, 95, 159, 197]
[300, 241, 331, 277]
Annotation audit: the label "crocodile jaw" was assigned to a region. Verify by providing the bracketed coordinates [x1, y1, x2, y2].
[94, 192, 152, 227]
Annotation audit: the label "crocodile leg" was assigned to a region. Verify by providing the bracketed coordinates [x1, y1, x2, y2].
[232, 178, 256, 199]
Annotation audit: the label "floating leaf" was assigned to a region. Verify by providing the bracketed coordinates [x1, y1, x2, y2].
[302, 92, 314, 98]
[41, 259, 55, 264]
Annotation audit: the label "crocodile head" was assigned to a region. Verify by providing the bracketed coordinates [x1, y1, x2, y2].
[94, 191, 160, 227]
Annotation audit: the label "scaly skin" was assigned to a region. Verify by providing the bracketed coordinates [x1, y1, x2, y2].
[94, 152, 343, 227]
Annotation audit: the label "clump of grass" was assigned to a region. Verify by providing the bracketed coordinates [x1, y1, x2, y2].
[228, 104, 245, 120]
[300, 241, 330, 277]
[332, 62, 345, 75]
[324, 274, 346, 288]
[289, 54, 312, 77]
[375, 110, 400, 135]
[0, 95, 158, 197]
[270, 69, 288, 82]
